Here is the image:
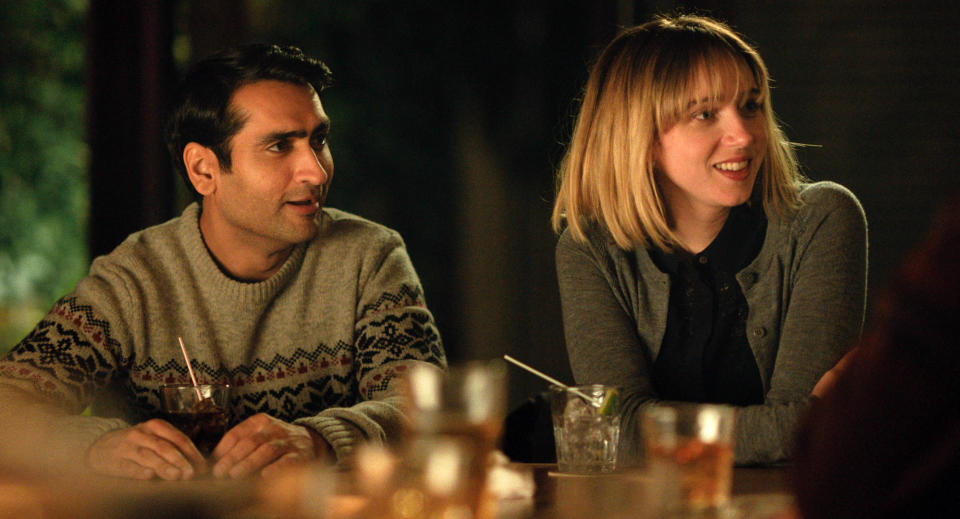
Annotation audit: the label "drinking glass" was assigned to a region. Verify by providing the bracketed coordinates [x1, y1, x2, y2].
[550, 384, 622, 474]
[641, 403, 735, 511]
[399, 361, 508, 519]
[160, 383, 230, 456]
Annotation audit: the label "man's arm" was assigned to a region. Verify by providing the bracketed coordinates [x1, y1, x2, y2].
[208, 233, 445, 478]
[0, 379, 207, 479]
[0, 294, 207, 479]
[295, 234, 446, 465]
[0, 382, 65, 470]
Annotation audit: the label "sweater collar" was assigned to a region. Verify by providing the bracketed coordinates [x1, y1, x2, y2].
[649, 203, 767, 275]
[179, 203, 308, 303]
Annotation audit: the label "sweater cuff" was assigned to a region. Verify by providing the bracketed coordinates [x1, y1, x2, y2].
[294, 414, 368, 468]
[49, 415, 130, 469]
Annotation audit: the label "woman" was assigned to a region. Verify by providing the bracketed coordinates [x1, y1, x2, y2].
[552, 14, 867, 465]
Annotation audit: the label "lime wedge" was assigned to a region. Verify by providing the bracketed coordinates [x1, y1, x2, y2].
[598, 387, 619, 415]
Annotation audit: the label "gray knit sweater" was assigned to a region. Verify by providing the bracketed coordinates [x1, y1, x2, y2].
[556, 181, 867, 465]
[0, 203, 446, 466]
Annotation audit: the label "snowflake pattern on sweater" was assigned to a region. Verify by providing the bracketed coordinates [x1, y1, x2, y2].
[0, 203, 446, 461]
[3, 283, 443, 426]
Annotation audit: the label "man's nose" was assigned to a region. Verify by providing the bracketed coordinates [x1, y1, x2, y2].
[295, 147, 330, 186]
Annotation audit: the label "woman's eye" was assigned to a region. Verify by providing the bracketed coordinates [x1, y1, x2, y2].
[742, 99, 763, 114]
[693, 110, 713, 121]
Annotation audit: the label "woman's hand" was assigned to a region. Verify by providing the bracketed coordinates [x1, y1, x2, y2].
[812, 348, 858, 399]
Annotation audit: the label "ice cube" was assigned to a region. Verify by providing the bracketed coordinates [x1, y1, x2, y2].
[564, 395, 596, 424]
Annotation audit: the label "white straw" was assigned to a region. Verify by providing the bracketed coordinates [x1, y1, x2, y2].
[502, 354, 600, 407]
[178, 336, 204, 401]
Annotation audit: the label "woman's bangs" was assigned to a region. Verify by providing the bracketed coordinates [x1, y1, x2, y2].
[657, 49, 764, 131]
[695, 50, 763, 104]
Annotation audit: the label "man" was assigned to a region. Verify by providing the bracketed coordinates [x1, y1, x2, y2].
[0, 44, 446, 480]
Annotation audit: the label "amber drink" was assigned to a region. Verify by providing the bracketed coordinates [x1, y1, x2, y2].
[402, 362, 507, 519]
[642, 403, 735, 511]
[160, 383, 230, 456]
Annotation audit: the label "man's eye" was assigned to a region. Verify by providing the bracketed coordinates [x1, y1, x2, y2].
[268, 141, 290, 152]
[311, 134, 328, 150]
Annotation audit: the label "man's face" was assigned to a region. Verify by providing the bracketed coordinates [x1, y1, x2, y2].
[204, 80, 334, 255]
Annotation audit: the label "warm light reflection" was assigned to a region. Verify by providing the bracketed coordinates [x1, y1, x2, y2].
[0, 482, 47, 519]
[392, 487, 426, 518]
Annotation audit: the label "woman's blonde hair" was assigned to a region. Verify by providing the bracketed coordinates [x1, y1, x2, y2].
[552, 14, 803, 250]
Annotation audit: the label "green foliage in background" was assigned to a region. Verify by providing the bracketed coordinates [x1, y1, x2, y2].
[0, 0, 89, 352]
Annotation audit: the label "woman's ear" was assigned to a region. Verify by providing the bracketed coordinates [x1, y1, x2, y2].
[183, 143, 220, 196]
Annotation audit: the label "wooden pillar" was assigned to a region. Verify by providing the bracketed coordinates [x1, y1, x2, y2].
[86, 0, 175, 257]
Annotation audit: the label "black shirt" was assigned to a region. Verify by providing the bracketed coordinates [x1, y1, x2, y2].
[648, 204, 767, 406]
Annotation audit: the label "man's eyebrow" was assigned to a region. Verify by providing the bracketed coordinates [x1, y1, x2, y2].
[256, 122, 330, 146]
[312, 120, 330, 135]
[258, 130, 306, 145]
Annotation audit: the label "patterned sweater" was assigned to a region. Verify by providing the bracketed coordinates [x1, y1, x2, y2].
[0, 203, 446, 466]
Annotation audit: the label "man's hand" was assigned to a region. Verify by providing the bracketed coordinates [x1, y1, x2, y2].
[211, 413, 330, 479]
[86, 419, 207, 480]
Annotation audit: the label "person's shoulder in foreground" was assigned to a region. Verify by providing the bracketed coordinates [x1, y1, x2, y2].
[792, 193, 960, 518]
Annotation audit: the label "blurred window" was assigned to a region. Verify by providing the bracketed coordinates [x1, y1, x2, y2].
[0, 0, 88, 353]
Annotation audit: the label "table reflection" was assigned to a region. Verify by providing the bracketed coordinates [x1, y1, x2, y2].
[0, 460, 795, 519]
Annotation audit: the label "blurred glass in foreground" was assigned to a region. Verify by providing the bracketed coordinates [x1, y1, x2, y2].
[642, 403, 736, 514]
[355, 361, 506, 519]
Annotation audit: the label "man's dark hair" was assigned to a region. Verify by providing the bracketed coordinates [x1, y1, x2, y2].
[165, 44, 334, 199]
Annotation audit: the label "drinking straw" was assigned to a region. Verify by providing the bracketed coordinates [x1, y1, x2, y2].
[502, 354, 601, 407]
[178, 336, 204, 400]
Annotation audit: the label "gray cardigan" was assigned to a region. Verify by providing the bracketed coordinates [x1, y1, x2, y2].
[556, 181, 867, 465]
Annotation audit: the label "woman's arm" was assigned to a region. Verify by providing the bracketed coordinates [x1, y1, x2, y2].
[736, 183, 868, 464]
[555, 229, 661, 465]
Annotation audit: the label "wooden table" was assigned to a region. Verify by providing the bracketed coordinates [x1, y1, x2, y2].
[494, 463, 794, 518]
[0, 462, 795, 519]
[732, 465, 792, 495]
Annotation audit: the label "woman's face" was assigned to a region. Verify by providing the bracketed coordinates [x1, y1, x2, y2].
[654, 68, 767, 222]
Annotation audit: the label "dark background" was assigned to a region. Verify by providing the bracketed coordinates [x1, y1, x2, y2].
[83, 0, 960, 409]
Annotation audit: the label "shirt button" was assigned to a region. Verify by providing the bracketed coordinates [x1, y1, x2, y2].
[698, 256, 709, 265]
[752, 327, 767, 338]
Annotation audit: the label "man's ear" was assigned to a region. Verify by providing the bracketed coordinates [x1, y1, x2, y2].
[183, 143, 220, 196]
